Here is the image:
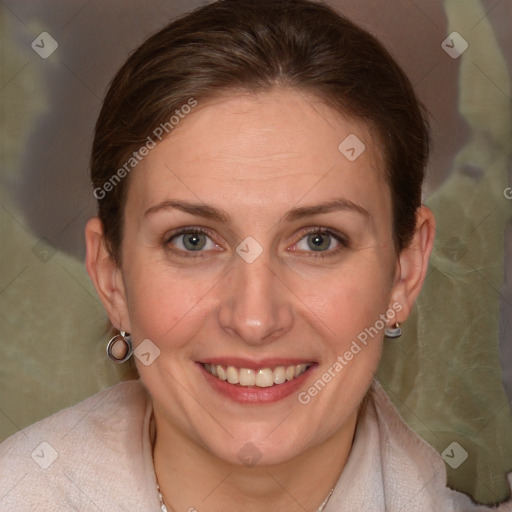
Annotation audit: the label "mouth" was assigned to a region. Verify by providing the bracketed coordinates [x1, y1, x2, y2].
[198, 359, 316, 404]
[202, 362, 312, 387]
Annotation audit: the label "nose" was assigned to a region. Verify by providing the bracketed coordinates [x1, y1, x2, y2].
[217, 249, 294, 346]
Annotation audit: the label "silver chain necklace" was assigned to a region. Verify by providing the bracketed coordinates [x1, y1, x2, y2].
[157, 483, 334, 511]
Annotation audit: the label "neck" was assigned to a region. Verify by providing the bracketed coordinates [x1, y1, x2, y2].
[152, 407, 359, 512]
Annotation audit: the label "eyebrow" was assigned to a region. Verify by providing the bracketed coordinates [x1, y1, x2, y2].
[283, 198, 370, 222]
[143, 198, 370, 223]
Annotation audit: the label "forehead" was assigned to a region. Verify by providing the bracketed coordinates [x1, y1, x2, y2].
[126, 88, 388, 216]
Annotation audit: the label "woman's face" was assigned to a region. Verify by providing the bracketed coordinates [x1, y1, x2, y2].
[115, 88, 401, 465]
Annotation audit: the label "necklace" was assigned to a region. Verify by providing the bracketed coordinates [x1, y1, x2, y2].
[156, 484, 168, 512]
[157, 484, 334, 511]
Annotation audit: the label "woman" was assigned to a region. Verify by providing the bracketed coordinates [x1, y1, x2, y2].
[0, 0, 510, 510]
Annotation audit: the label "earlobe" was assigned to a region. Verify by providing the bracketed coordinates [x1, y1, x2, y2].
[85, 217, 131, 332]
[390, 205, 436, 322]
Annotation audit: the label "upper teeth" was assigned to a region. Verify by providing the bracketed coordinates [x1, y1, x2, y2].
[204, 363, 311, 387]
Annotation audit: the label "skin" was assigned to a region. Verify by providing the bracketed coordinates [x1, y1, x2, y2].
[85, 87, 435, 511]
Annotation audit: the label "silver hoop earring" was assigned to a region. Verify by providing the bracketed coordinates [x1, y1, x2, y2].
[384, 322, 402, 338]
[106, 331, 133, 364]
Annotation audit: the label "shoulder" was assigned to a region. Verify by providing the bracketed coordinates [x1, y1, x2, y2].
[368, 380, 511, 511]
[328, 381, 511, 511]
[0, 379, 148, 456]
[0, 379, 158, 511]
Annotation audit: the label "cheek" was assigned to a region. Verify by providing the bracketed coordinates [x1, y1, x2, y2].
[291, 253, 394, 342]
[123, 260, 217, 346]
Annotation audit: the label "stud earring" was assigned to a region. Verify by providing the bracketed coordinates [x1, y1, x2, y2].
[384, 322, 402, 338]
[106, 331, 133, 364]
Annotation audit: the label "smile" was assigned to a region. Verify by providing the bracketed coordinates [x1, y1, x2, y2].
[202, 363, 312, 387]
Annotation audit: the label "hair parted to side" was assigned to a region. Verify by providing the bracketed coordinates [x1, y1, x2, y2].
[91, 0, 430, 264]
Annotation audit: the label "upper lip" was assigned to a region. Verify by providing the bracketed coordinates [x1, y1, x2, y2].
[199, 358, 316, 370]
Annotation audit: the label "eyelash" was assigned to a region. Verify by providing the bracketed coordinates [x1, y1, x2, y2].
[164, 226, 349, 259]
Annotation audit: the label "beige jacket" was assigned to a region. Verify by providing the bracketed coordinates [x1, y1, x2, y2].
[0, 379, 510, 511]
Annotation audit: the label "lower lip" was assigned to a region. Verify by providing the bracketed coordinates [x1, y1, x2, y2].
[197, 363, 315, 404]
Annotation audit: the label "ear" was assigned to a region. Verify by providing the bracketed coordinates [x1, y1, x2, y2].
[390, 205, 436, 323]
[85, 217, 131, 333]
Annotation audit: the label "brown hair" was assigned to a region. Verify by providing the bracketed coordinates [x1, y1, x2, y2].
[91, 0, 430, 263]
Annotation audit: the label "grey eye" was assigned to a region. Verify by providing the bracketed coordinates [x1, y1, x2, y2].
[170, 231, 216, 252]
[182, 233, 207, 251]
[296, 232, 338, 252]
[308, 233, 331, 251]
